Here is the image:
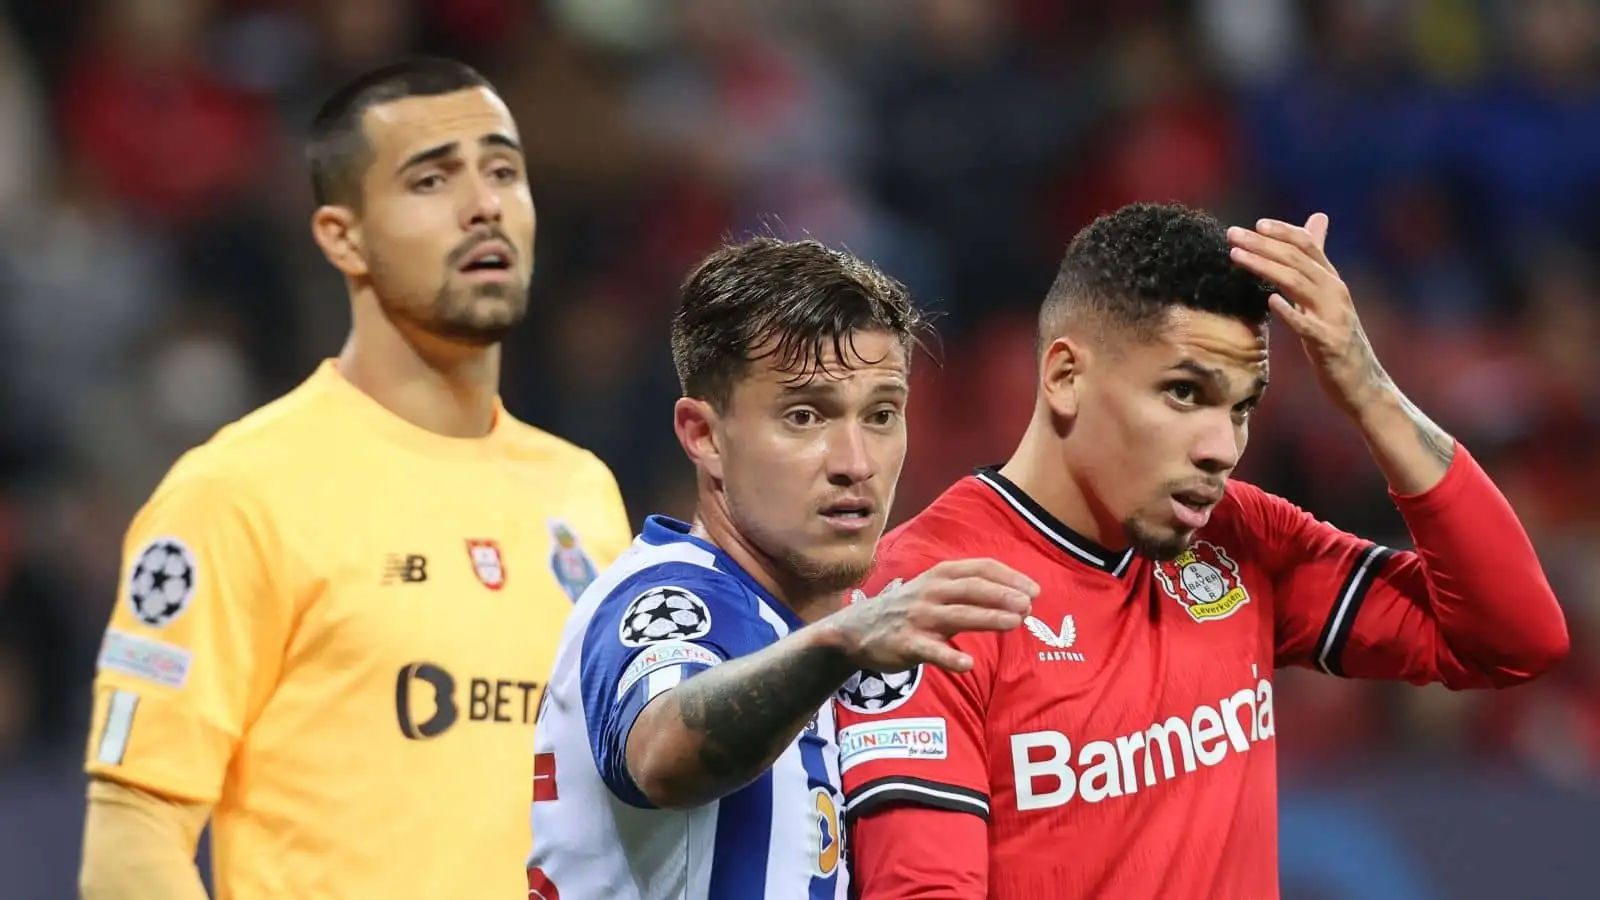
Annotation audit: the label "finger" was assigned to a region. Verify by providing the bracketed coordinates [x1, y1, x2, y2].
[1228, 246, 1325, 309]
[923, 576, 1034, 615]
[1303, 212, 1329, 252]
[921, 603, 1025, 636]
[1226, 227, 1335, 289]
[928, 558, 1040, 598]
[1268, 293, 1315, 337]
[907, 634, 973, 674]
[1256, 218, 1336, 275]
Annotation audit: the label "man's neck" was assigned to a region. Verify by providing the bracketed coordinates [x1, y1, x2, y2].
[998, 410, 1126, 551]
[337, 304, 501, 439]
[690, 497, 841, 625]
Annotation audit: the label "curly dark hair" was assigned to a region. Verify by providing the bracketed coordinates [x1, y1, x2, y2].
[1040, 202, 1274, 345]
[671, 237, 929, 411]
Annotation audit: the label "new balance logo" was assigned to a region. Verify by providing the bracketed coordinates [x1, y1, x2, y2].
[384, 554, 429, 584]
[1025, 614, 1085, 663]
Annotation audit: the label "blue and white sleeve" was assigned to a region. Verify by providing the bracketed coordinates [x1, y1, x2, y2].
[578, 561, 774, 808]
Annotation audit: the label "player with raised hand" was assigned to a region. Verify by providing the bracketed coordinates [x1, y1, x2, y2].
[78, 58, 634, 900]
[526, 237, 1037, 900]
[838, 202, 1568, 899]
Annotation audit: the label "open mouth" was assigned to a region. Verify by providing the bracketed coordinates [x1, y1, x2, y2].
[820, 499, 875, 528]
[459, 243, 514, 274]
[1173, 492, 1216, 513]
[1170, 488, 1222, 529]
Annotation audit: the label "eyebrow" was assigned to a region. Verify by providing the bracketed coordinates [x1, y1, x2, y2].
[776, 379, 909, 401]
[396, 133, 524, 176]
[1171, 359, 1268, 397]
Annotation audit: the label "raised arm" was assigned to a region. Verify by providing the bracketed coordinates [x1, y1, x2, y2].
[1230, 215, 1568, 685]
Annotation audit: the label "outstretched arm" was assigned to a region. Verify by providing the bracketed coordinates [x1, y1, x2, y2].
[624, 558, 1035, 809]
[627, 624, 855, 808]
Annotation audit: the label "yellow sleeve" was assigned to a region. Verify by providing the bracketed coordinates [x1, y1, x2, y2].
[80, 778, 210, 900]
[85, 468, 291, 804]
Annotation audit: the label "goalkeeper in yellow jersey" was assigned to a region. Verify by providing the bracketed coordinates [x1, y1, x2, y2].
[78, 57, 633, 900]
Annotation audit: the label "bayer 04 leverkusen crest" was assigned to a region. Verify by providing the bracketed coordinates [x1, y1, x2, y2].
[1153, 540, 1251, 623]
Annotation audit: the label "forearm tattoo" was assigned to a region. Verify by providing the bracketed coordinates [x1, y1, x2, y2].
[1398, 392, 1457, 467]
[675, 642, 852, 782]
[1350, 320, 1455, 467]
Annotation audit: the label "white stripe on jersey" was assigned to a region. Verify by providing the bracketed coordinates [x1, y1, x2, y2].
[528, 516, 848, 900]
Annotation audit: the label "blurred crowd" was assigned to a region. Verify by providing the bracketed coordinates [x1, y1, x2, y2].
[0, 0, 1597, 792]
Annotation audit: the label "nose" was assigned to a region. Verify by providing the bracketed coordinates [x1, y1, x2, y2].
[825, 421, 875, 487]
[1191, 412, 1242, 476]
[460, 171, 502, 229]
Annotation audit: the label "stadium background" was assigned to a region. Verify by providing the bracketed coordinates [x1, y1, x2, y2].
[0, 0, 1597, 896]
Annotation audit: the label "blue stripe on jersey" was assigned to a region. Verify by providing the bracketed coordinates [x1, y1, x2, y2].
[709, 770, 774, 900]
[800, 730, 842, 900]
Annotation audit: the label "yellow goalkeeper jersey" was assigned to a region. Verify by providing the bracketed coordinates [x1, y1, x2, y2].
[85, 360, 632, 900]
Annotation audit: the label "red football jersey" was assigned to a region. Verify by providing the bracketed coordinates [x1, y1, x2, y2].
[838, 453, 1559, 899]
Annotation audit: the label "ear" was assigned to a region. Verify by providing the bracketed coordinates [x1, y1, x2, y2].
[311, 205, 369, 279]
[673, 396, 724, 481]
[1039, 335, 1085, 420]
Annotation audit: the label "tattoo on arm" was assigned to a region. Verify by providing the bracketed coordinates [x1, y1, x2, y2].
[1350, 319, 1391, 391]
[1348, 320, 1455, 467]
[672, 641, 853, 787]
[1398, 392, 1456, 467]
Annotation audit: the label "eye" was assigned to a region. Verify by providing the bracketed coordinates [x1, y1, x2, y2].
[1232, 397, 1260, 423]
[1165, 381, 1200, 405]
[490, 164, 521, 183]
[412, 173, 445, 192]
[785, 409, 820, 427]
[866, 408, 900, 427]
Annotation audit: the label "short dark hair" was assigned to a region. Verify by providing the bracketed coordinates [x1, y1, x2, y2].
[306, 57, 494, 208]
[671, 237, 928, 410]
[1040, 202, 1274, 346]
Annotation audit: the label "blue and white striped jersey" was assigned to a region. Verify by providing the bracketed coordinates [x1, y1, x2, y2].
[527, 515, 848, 900]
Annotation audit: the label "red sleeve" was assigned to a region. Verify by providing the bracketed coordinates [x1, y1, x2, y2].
[837, 551, 995, 823]
[1259, 442, 1569, 688]
[849, 806, 988, 899]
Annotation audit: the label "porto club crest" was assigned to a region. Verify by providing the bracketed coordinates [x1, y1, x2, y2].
[547, 519, 598, 602]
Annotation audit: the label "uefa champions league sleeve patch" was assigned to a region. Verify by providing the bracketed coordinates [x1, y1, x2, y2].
[126, 537, 198, 628]
[617, 586, 714, 646]
[837, 665, 922, 715]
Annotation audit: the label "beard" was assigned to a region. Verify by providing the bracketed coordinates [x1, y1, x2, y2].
[369, 245, 530, 347]
[780, 546, 877, 596]
[422, 279, 529, 346]
[735, 509, 877, 596]
[1122, 516, 1193, 562]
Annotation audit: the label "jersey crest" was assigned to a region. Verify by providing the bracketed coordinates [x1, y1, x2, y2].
[465, 539, 507, 590]
[1153, 540, 1250, 622]
[546, 519, 598, 602]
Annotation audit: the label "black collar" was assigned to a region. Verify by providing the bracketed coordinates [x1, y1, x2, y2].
[973, 466, 1136, 577]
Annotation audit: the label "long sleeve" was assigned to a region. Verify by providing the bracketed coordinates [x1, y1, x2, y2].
[850, 806, 988, 899]
[1263, 443, 1569, 688]
[80, 778, 211, 900]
